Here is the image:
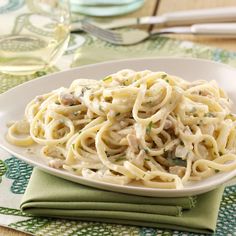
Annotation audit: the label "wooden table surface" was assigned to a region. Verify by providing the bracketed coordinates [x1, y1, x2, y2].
[1, 0, 236, 235]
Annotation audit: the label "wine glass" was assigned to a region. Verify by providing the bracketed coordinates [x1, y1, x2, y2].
[0, 0, 70, 75]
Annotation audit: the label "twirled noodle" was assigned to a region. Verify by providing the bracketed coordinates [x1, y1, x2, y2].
[6, 69, 236, 189]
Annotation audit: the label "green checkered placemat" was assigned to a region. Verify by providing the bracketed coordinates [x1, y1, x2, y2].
[0, 2, 236, 236]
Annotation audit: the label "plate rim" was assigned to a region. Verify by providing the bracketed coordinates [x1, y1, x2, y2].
[1, 142, 235, 197]
[1, 56, 236, 97]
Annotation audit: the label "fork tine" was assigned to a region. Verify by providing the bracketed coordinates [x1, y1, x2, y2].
[82, 23, 122, 43]
[81, 20, 123, 43]
[83, 26, 117, 42]
[82, 21, 122, 39]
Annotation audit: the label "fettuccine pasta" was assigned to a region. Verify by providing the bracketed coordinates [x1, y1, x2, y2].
[6, 69, 236, 189]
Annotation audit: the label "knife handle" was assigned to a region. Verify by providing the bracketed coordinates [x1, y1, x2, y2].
[71, 7, 236, 32]
[152, 23, 236, 38]
[191, 23, 236, 37]
[157, 7, 236, 26]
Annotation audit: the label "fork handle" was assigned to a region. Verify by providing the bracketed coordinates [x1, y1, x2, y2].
[191, 23, 236, 36]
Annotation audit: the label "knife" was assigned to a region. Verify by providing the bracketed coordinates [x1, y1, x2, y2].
[71, 7, 236, 32]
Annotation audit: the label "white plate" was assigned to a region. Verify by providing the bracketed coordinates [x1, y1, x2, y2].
[1, 57, 236, 197]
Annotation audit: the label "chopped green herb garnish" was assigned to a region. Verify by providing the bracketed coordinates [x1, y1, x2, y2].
[226, 113, 236, 121]
[35, 71, 47, 77]
[144, 148, 150, 154]
[115, 156, 126, 162]
[72, 168, 77, 171]
[161, 74, 167, 79]
[204, 112, 216, 118]
[103, 76, 112, 82]
[72, 144, 75, 149]
[99, 105, 104, 111]
[81, 87, 90, 95]
[81, 88, 85, 96]
[55, 101, 60, 105]
[219, 151, 223, 156]
[145, 158, 150, 161]
[146, 121, 153, 134]
[167, 156, 187, 167]
[123, 79, 130, 86]
[80, 87, 91, 96]
[115, 112, 121, 117]
[174, 158, 187, 166]
[180, 140, 184, 145]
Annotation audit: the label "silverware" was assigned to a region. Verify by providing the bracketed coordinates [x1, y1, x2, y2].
[81, 21, 236, 45]
[71, 7, 236, 32]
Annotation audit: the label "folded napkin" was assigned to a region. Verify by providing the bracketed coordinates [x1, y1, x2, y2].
[21, 168, 224, 234]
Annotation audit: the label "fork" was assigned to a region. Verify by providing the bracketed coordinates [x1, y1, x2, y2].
[81, 20, 236, 45]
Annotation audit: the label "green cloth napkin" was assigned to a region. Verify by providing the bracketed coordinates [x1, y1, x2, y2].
[21, 168, 224, 234]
